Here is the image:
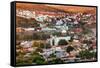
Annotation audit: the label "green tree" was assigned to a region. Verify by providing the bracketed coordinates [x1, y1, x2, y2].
[31, 52, 46, 64]
[58, 39, 68, 46]
[66, 46, 74, 53]
[49, 53, 56, 58]
[35, 48, 43, 53]
[79, 50, 96, 59]
[49, 58, 64, 64]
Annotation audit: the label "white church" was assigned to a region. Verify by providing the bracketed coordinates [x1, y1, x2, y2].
[47, 30, 71, 46]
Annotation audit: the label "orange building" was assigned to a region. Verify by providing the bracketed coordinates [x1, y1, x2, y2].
[16, 27, 25, 33]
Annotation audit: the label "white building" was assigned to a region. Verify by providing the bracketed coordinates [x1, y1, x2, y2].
[47, 36, 71, 46]
[41, 27, 56, 31]
[20, 41, 33, 48]
[24, 28, 35, 31]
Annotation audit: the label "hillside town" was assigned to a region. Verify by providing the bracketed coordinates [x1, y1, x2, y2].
[16, 3, 97, 65]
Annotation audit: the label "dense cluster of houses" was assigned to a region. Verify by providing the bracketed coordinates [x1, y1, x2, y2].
[16, 9, 96, 64]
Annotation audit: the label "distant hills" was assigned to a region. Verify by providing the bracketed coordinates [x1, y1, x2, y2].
[16, 3, 96, 14]
[16, 3, 96, 28]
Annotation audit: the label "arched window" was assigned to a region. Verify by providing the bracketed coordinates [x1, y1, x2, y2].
[52, 39, 55, 45]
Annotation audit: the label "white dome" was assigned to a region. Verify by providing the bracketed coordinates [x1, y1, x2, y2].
[61, 30, 66, 33]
